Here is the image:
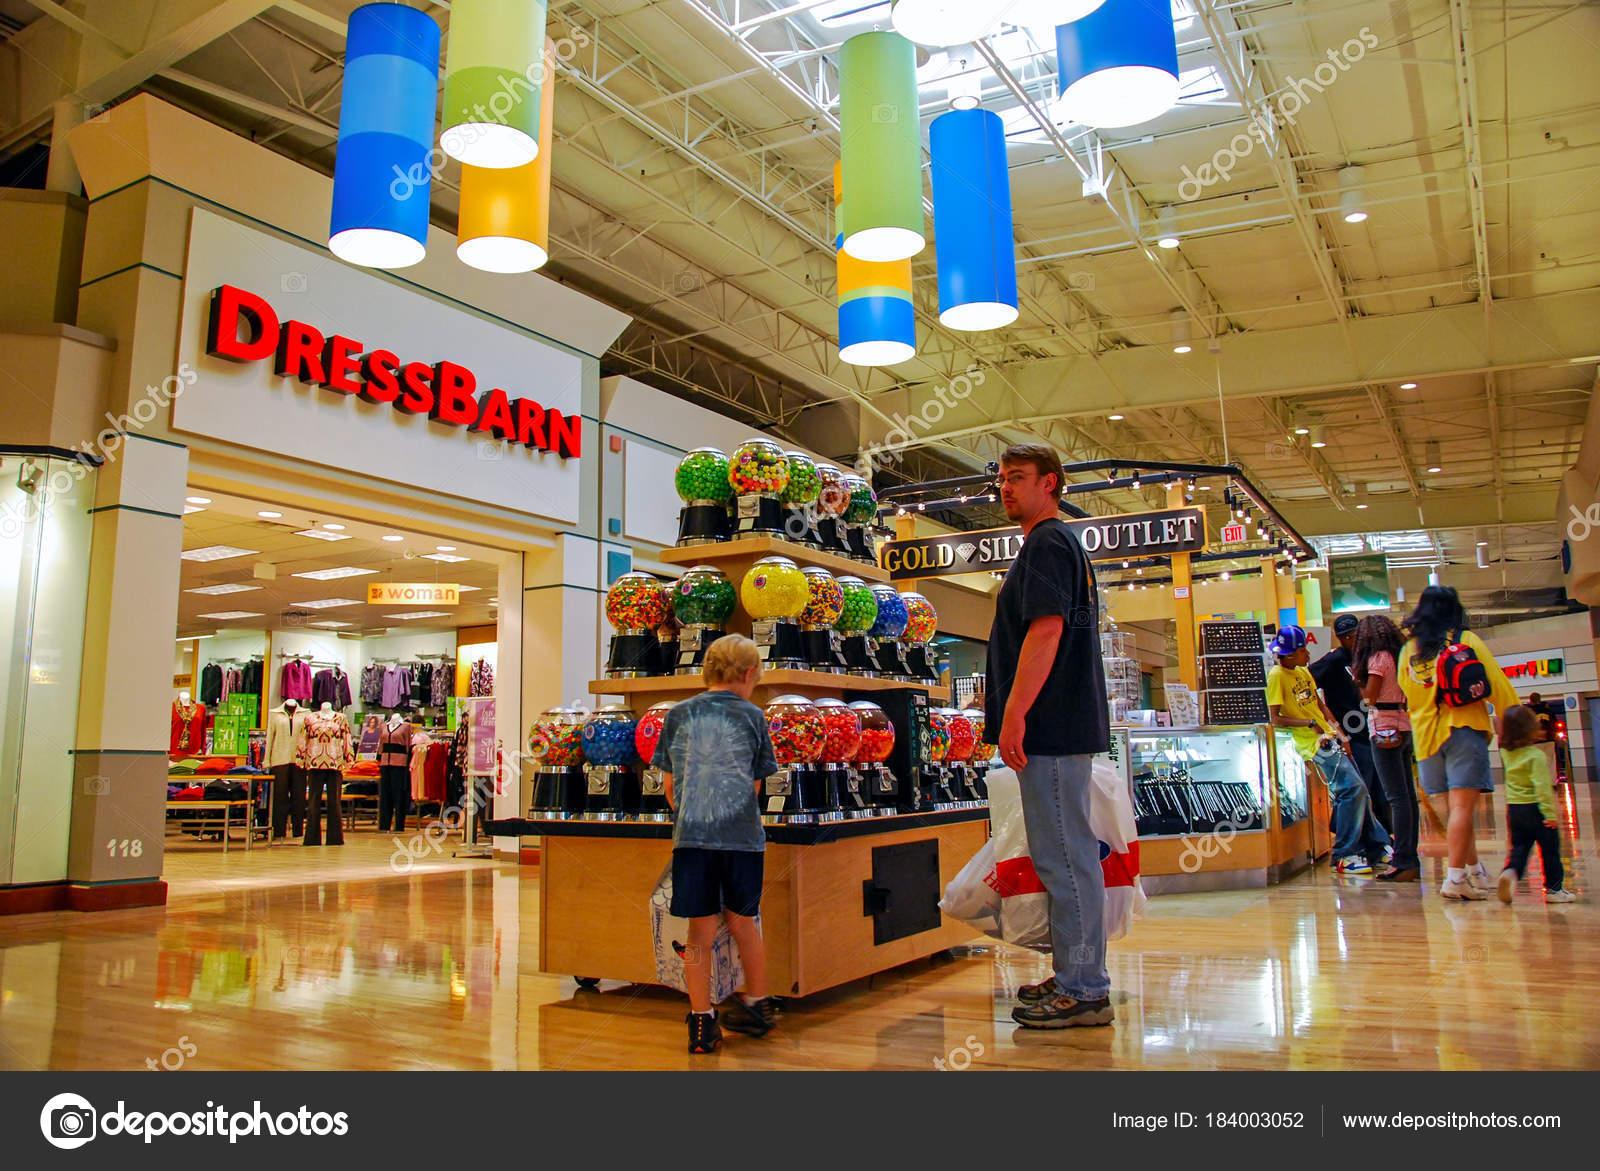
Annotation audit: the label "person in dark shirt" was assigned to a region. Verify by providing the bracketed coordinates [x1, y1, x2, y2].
[651, 634, 779, 1054]
[1311, 614, 1392, 835]
[984, 443, 1113, 1030]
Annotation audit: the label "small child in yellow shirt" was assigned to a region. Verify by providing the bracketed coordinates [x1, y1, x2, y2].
[1495, 705, 1575, 904]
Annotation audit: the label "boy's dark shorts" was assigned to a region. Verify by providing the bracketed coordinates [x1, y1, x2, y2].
[670, 847, 764, 918]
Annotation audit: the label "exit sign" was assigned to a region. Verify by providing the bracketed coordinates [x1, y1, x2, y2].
[1221, 523, 1246, 544]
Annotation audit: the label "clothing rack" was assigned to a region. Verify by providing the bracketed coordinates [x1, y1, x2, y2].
[277, 654, 341, 668]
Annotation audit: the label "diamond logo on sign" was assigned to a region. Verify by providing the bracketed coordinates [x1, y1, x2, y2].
[1221, 523, 1246, 544]
[956, 542, 978, 562]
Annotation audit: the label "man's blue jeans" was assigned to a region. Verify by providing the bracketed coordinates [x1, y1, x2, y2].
[1016, 754, 1109, 1002]
[1315, 743, 1391, 861]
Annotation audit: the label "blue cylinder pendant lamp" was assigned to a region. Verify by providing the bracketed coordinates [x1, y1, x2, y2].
[1054, 0, 1179, 130]
[930, 108, 1018, 331]
[329, 3, 441, 269]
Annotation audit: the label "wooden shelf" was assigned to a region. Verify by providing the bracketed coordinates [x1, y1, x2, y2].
[658, 535, 888, 583]
[588, 670, 950, 704]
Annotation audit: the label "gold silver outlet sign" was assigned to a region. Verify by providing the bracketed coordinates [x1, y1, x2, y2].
[880, 508, 1207, 581]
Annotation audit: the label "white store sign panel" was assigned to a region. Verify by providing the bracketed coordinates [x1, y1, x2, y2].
[175, 208, 583, 524]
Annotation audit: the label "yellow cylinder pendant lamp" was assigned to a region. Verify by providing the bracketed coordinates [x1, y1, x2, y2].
[457, 38, 556, 272]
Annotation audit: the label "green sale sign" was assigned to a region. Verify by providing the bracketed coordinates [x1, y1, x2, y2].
[1328, 554, 1391, 613]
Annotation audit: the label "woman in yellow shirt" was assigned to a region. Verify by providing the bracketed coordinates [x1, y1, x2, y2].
[1396, 587, 1518, 900]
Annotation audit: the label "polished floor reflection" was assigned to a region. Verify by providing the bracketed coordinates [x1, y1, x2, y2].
[2, 785, 1596, 1070]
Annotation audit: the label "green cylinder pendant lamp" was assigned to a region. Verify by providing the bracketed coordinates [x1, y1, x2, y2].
[839, 31, 926, 263]
[440, 0, 548, 168]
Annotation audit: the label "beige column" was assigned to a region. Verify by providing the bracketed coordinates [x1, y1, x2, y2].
[1168, 482, 1198, 689]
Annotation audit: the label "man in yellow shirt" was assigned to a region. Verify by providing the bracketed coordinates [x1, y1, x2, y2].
[1267, 626, 1391, 875]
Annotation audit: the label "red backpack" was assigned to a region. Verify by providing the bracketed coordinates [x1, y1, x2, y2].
[1434, 630, 1490, 707]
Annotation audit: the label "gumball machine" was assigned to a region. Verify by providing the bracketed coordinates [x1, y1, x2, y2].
[780, 451, 822, 547]
[942, 708, 983, 804]
[849, 700, 899, 812]
[527, 706, 588, 818]
[899, 592, 941, 682]
[762, 695, 828, 821]
[798, 567, 846, 673]
[835, 576, 880, 675]
[814, 698, 867, 818]
[604, 572, 670, 678]
[967, 708, 992, 798]
[842, 473, 879, 563]
[740, 556, 808, 669]
[674, 446, 733, 546]
[867, 584, 912, 680]
[814, 463, 853, 556]
[729, 438, 789, 537]
[671, 565, 736, 675]
[580, 705, 640, 820]
[634, 701, 675, 821]
[923, 708, 957, 806]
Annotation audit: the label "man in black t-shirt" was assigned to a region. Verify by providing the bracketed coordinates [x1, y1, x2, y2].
[985, 443, 1112, 1030]
[1311, 615, 1391, 834]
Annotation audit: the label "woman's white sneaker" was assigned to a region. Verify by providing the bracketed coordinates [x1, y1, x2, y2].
[1440, 876, 1487, 900]
[1496, 868, 1516, 904]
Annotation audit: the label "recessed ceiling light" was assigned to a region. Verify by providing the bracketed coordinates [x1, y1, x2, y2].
[381, 534, 404, 542]
[196, 610, 264, 620]
[186, 583, 262, 596]
[436, 545, 457, 552]
[185, 496, 212, 505]
[291, 598, 362, 609]
[183, 505, 206, 515]
[177, 633, 215, 641]
[257, 510, 283, 519]
[322, 523, 346, 531]
[488, 597, 499, 603]
[387, 610, 450, 620]
[424, 553, 469, 563]
[1400, 381, 1417, 390]
[1356, 503, 1368, 510]
[1199, 484, 1212, 490]
[456, 585, 481, 593]
[292, 566, 378, 580]
[1108, 413, 1124, 421]
[180, 545, 259, 562]
[310, 620, 356, 629]
[295, 528, 352, 542]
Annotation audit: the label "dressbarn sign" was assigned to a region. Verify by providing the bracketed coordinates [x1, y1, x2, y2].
[175, 209, 584, 525]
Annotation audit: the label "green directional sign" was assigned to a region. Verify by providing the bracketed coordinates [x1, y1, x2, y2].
[1329, 553, 1390, 613]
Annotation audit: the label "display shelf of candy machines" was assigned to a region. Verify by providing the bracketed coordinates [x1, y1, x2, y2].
[588, 670, 950, 704]
[658, 534, 889, 583]
[490, 804, 987, 846]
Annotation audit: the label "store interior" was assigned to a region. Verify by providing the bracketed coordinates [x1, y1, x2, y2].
[167, 490, 510, 857]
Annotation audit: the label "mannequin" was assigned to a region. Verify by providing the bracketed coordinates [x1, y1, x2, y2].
[296, 700, 353, 846]
[265, 698, 308, 840]
[378, 712, 415, 832]
[171, 691, 207, 756]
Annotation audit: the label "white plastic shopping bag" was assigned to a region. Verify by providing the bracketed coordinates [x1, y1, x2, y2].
[938, 762, 1146, 950]
[648, 866, 748, 1003]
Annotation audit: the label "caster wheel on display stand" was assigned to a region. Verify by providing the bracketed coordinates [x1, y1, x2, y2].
[574, 977, 601, 991]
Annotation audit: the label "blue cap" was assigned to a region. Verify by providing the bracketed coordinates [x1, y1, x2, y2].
[1269, 625, 1307, 656]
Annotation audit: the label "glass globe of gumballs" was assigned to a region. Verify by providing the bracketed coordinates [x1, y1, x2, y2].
[740, 556, 810, 669]
[729, 438, 789, 537]
[897, 591, 941, 682]
[580, 705, 640, 819]
[779, 451, 822, 547]
[603, 572, 671, 678]
[834, 576, 881, 676]
[848, 700, 899, 810]
[526, 706, 588, 816]
[841, 473, 880, 563]
[814, 697, 868, 815]
[763, 694, 830, 819]
[673, 446, 733, 547]
[797, 566, 847, 673]
[867, 584, 913, 680]
[814, 464, 853, 555]
[671, 565, 736, 676]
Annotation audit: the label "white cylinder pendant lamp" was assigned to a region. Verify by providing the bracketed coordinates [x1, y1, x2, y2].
[891, 0, 1004, 48]
[1054, 0, 1179, 130]
[1000, 1, 1109, 28]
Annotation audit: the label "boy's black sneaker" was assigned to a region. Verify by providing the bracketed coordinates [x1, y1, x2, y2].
[720, 996, 777, 1038]
[1011, 994, 1114, 1029]
[687, 1012, 722, 1054]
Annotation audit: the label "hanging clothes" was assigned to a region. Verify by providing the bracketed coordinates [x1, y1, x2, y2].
[241, 658, 263, 697]
[281, 659, 314, 704]
[198, 662, 223, 706]
[469, 658, 494, 697]
[170, 700, 207, 756]
[410, 661, 433, 708]
[423, 740, 449, 803]
[220, 666, 244, 701]
[409, 739, 430, 800]
[432, 660, 452, 708]
[360, 662, 385, 706]
[311, 667, 352, 710]
[380, 665, 413, 710]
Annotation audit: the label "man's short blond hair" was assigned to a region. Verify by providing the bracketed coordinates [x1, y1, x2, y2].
[703, 634, 761, 685]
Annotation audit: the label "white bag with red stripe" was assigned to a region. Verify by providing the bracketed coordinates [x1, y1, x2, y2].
[939, 762, 1145, 949]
